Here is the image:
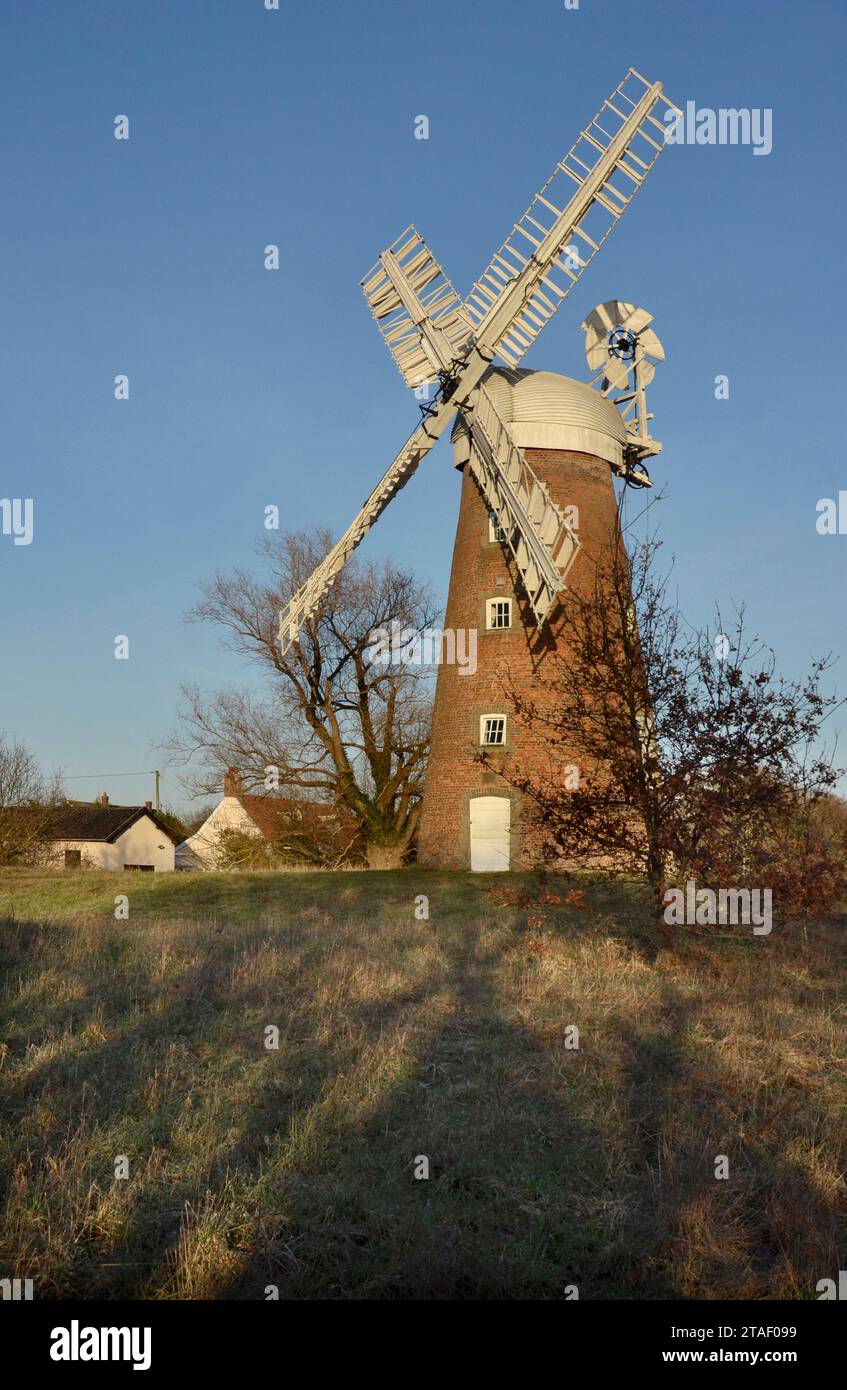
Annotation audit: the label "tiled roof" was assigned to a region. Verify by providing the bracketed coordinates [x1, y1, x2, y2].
[39, 805, 181, 844]
[238, 793, 356, 843]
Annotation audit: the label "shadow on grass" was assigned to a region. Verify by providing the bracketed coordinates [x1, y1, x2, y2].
[615, 979, 843, 1299]
[212, 917, 616, 1299]
[2, 890, 844, 1300]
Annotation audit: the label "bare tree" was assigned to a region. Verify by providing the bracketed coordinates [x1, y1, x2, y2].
[0, 733, 64, 865]
[180, 802, 218, 837]
[164, 531, 438, 869]
[480, 527, 845, 946]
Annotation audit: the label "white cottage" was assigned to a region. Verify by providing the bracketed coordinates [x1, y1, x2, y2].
[176, 771, 271, 869]
[43, 795, 178, 871]
[176, 769, 358, 869]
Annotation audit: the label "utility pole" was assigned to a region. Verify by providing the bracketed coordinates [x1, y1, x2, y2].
[154, 770, 160, 812]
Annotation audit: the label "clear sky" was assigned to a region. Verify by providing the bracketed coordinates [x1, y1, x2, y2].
[1, 0, 845, 813]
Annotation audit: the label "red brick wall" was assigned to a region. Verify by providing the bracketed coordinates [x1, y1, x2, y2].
[417, 447, 623, 869]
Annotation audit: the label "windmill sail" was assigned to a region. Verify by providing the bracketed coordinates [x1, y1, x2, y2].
[361, 227, 472, 388]
[277, 374, 485, 653]
[462, 69, 680, 367]
[277, 420, 437, 653]
[456, 382, 580, 627]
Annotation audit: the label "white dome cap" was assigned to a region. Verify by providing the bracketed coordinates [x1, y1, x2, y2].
[453, 366, 626, 470]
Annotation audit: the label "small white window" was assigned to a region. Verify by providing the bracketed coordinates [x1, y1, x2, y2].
[486, 597, 512, 630]
[480, 714, 507, 746]
[488, 514, 507, 544]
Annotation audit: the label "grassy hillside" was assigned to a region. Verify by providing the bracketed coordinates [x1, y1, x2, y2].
[0, 867, 844, 1299]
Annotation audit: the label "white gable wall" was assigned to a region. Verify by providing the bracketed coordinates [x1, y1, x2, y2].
[176, 795, 262, 869]
[49, 815, 175, 871]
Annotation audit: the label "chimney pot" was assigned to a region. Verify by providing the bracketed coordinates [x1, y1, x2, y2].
[99, 793, 109, 808]
[145, 800, 152, 811]
[224, 767, 242, 798]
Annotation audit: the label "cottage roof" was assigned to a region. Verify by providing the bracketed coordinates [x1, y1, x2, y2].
[238, 792, 352, 841]
[40, 805, 181, 844]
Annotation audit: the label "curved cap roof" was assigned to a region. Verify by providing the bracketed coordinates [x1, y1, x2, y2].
[453, 366, 626, 469]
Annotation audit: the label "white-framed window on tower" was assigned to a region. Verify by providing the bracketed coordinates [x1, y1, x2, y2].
[486, 596, 512, 630]
[480, 714, 507, 746]
[488, 514, 506, 544]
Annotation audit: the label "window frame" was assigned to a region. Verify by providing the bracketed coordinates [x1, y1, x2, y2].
[488, 514, 507, 545]
[479, 713, 507, 747]
[485, 596, 512, 631]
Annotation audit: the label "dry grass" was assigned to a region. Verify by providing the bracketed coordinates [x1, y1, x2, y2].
[0, 867, 844, 1299]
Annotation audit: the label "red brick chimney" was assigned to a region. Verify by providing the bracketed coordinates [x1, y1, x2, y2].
[144, 800, 153, 811]
[99, 792, 109, 808]
[224, 767, 242, 798]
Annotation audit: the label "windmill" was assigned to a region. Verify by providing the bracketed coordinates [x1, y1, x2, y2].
[278, 68, 680, 870]
[279, 69, 679, 651]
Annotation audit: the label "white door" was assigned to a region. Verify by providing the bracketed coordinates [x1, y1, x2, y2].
[469, 796, 510, 872]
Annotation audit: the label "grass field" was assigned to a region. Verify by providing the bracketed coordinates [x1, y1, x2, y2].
[1, 867, 844, 1300]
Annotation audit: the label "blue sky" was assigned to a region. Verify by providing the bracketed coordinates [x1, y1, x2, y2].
[1, 0, 845, 813]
